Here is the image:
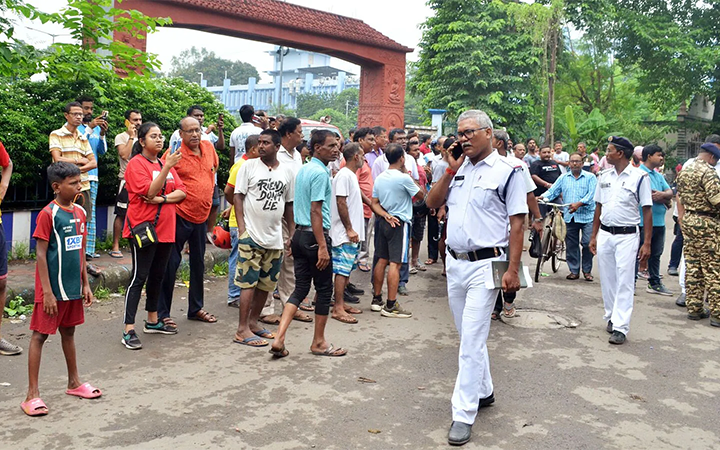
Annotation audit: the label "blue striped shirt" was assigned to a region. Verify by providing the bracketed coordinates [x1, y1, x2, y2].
[541, 170, 597, 223]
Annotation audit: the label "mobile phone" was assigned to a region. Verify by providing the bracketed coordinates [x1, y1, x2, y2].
[124, 119, 131, 128]
[252, 115, 260, 124]
[100, 111, 108, 121]
[452, 144, 464, 160]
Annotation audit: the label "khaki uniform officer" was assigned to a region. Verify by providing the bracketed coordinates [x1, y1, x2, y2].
[590, 136, 652, 345]
[427, 110, 527, 447]
[676, 142, 720, 326]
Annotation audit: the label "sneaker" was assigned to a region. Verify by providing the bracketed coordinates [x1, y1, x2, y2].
[398, 285, 409, 296]
[122, 330, 143, 350]
[646, 284, 673, 296]
[346, 282, 364, 296]
[608, 330, 626, 345]
[371, 296, 384, 312]
[688, 309, 711, 321]
[710, 317, 720, 328]
[343, 290, 360, 304]
[637, 270, 650, 280]
[381, 301, 412, 318]
[143, 320, 178, 335]
[675, 293, 686, 307]
[668, 267, 679, 276]
[0, 338, 22, 356]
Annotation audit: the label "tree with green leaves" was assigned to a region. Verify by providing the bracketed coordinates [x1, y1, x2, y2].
[1, 0, 170, 89]
[410, 0, 543, 136]
[167, 47, 259, 86]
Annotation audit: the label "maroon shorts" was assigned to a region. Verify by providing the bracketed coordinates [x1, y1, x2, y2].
[30, 299, 84, 335]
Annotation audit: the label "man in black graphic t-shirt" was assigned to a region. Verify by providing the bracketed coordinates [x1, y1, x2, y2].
[530, 145, 562, 216]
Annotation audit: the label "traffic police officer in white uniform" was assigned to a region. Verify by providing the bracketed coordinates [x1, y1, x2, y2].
[590, 136, 652, 345]
[427, 110, 527, 446]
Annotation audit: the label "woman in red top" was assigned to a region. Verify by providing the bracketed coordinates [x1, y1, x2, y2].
[121, 123, 186, 350]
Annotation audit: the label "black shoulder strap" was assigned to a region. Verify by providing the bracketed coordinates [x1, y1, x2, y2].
[126, 159, 167, 230]
[498, 167, 519, 204]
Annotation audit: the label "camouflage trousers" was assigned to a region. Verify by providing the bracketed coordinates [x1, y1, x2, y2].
[681, 215, 720, 318]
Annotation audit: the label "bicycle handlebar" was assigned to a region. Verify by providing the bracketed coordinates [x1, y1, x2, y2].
[537, 199, 571, 207]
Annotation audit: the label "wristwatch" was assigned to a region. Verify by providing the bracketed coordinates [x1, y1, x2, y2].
[533, 218, 543, 223]
[161, 194, 167, 203]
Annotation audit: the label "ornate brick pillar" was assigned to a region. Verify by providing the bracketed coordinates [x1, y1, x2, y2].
[112, 27, 147, 77]
[358, 52, 406, 131]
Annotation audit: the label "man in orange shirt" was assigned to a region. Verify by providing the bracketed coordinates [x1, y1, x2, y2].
[158, 117, 219, 328]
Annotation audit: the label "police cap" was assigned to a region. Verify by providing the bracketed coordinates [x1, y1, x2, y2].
[700, 143, 720, 159]
[608, 136, 634, 151]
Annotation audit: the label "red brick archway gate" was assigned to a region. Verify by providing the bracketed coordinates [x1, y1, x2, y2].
[116, 0, 412, 130]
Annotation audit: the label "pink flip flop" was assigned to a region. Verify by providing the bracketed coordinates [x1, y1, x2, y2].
[65, 382, 102, 399]
[21, 398, 49, 416]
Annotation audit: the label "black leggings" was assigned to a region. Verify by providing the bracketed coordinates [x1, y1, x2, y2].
[123, 242, 173, 325]
[287, 231, 333, 316]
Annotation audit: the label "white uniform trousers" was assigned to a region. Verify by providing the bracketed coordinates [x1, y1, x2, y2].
[679, 253, 686, 294]
[597, 229, 640, 335]
[446, 253, 500, 425]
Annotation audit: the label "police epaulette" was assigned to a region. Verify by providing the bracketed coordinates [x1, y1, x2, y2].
[599, 168, 613, 175]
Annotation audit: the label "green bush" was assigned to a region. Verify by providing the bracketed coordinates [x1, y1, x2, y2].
[0, 75, 236, 207]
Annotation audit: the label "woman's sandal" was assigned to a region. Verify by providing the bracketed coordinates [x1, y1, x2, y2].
[298, 301, 314, 312]
[188, 310, 217, 323]
[162, 317, 178, 330]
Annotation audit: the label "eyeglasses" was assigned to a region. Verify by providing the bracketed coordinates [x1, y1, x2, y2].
[458, 127, 488, 139]
[181, 128, 202, 135]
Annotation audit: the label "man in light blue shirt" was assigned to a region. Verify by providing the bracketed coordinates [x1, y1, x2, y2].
[370, 144, 425, 318]
[541, 152, 597, 280]
[271, 129, 347, 358]
[77, 95, 107, 260]
[636, 145, 674, 296]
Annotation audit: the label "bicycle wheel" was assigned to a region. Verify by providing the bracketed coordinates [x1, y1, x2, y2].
[551, 235, 564, 273]
[534, 227, 552, 282]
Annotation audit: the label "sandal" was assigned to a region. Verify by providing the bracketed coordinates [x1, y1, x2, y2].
[311, 344, 347, 357]
[566, 273, 580, 280]
[259, 314, 281, 325]
[409, 266, 418, 275]
[344, 305, 362, 315]
[21, 398, 48, 416]
[503, 304, 516, 318]
[298, 302, 314, 312]
[162, 317, 178, 330]
[415, 264, 427, 272]
[491, 310, 500, 320]
[358, 263, 371, 272]
[332, 314, 358, 324]
[233, 336, 268, 347]
[252, 328, 275, 339]
[66, 382, 102, 399]
[293, 312, 313, 322]
[269, 345, 289, 358]
[425, 259, 437, 265]
[108, 250, 123, 258]
[583, 272, 594, 282]
[188, 310, 217, 323]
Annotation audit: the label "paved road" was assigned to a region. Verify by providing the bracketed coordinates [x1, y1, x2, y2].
[1, 234, 720, 449]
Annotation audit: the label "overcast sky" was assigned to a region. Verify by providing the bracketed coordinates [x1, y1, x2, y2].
[13, 0, 433, 84]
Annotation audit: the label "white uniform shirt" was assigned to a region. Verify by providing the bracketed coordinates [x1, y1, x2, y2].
[277, 145, 303, 178]
[594, 165, 652, 227]
[501, 152, 536, 193]
[445, 151, 528, 251]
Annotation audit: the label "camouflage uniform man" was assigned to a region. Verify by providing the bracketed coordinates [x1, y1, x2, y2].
[676, 142, 720, 326]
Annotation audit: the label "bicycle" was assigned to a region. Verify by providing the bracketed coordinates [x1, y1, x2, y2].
[534, 200, 569, 282]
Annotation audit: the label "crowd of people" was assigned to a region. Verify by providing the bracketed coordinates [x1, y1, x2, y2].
[0, 99, 718, 448]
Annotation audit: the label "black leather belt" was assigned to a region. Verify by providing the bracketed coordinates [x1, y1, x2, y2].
[600, 224, 638, 235]
[687, 210, 720, 219]
[448, 247, 504, 261]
